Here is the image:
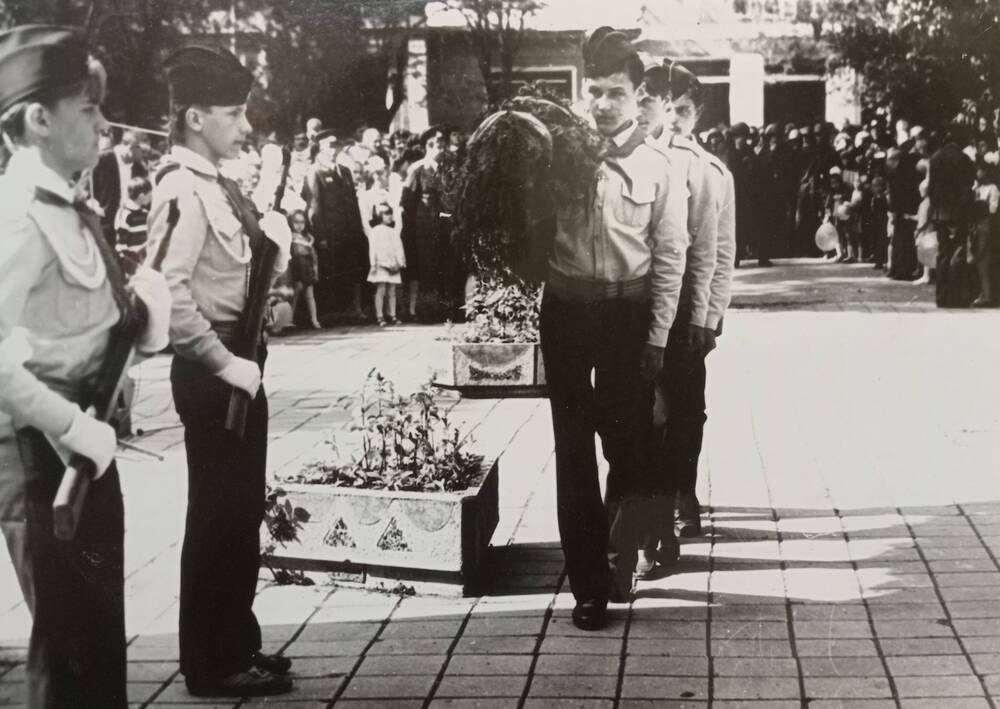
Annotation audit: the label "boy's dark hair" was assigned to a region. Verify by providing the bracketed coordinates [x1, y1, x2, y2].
[640, 65, 670, 99]
[169, 105, 192, 143]
[127, 176, 152, 201]
[582, 27, 643, 88]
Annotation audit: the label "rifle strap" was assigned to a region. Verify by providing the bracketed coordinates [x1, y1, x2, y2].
[216, 175, 267, 260]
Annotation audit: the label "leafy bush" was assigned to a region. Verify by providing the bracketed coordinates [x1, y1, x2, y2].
[282, 370, 484, 493]
[261, 486, 313, 586]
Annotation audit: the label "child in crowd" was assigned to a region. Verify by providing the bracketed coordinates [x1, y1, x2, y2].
[824, 167, 852, 261]
[367, 202, 406, 326]
[846, 172, 869, 263]
[971, 163, 999, 306]
[865, 175, 890, 270]
[115, 175, 152, 276]
[288, 210, 321, 329]
[914, 178, 933, 285]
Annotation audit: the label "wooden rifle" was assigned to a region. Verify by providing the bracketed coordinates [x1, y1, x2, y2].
[223, 146, 292, 437]
[52, 199, 180, 541]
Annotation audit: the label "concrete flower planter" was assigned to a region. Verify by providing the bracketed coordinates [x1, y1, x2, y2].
[266, 458, 499, 594]
[442, 342, 548, 398]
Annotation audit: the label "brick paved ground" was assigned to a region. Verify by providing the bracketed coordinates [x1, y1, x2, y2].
[2, 259, 999, 708]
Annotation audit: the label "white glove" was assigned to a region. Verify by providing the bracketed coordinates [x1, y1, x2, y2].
[217, 355, 261, 397]
[259, 211, 292, 273]
[130, 266, 172, 353]
[58, 408, 116, 479]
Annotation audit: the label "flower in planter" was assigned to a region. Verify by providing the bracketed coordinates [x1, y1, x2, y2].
[458, 272, 541, 344]
[281, 370, 484, 493]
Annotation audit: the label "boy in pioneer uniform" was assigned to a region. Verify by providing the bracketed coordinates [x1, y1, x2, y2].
[540, 28, 689, 631]
[0, 25, 170, 707]
[144, 45, 294, 697]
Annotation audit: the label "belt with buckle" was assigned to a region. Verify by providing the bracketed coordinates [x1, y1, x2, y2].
[546, 269, 649, 302]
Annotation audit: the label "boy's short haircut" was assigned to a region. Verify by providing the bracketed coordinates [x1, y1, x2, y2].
[640, 65, 670, 100]
[127, 175, 152, 201]
[582, 27, 643, 88]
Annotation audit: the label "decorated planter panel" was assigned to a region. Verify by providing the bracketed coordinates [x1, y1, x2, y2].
[269, 458, 499, 592]
[452, 343, 546, 387]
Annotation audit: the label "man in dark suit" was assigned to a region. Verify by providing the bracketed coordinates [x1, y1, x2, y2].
[91, 129, 147, 246]
[304, 129, 368, 319]
[927, 123, 976, 307]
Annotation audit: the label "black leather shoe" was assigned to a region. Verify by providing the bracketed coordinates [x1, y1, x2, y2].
[658, 531, 680, 566]
[634, 549, 658, 579]
[186, 668, 294, 697]
[676, 492, 702, 537]
[252, 651, 292, 675]
[572, 599, 608, 631]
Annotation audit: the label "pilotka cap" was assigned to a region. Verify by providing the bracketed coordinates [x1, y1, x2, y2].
[0, 25, 90, 115]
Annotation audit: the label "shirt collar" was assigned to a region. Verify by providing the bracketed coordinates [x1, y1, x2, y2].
[170, 144, 219, 178]
[611, 120, 636, 148]
[6, 148, 77, 203]
[644, 125, 670, 151]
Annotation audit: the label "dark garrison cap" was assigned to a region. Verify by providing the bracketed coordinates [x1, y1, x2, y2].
[0, 25, 90, 115]
[665, 61, 702, 100]
[164, 46, 253, 107]
[641, 64, 671, 98]
[583, 26, 638, 77]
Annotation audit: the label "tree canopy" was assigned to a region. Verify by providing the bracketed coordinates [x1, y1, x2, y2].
[0, 0, 425, 138]
[825, 0, 999, 127]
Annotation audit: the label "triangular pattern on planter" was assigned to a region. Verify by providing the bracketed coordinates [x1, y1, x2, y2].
[377, 517, 410, 551]
[323, 518, 356, 548]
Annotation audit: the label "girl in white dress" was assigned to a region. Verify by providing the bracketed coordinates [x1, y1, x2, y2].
[367, 202, 406, 326]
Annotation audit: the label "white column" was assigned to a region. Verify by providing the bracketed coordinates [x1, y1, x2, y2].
[825, 66, 862, 127]
[390, 38, 429, 134]
[728, 52, 765, 127]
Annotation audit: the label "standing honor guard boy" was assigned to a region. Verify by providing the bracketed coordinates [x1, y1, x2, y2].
[635, 62, 719, 576]
[145, 46, 293, 697]
[636, 62, 735, 577]
[540, 27, 688, 632]
[0, 25, 171, 707]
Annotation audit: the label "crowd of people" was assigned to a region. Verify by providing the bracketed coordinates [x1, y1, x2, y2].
[79, 117, 469, 329]
[87, 105, 1000, 323]
[696, 114, 1000, 306]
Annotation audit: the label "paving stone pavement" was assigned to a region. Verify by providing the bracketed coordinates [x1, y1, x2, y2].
[1, 259, 999, 708]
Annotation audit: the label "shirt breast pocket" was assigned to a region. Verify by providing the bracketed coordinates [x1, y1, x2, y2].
[614, 182, 655, 228]
[207, 209, 248, 269]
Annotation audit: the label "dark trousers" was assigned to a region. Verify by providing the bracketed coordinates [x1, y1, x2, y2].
[170, 351, 268, 681]
[656, 325, 708, 498]
[888, 215, 917, 280]
[0, 429, 126, 709]
[641, 326, 707, 548]
[935, 222, 974, 308]
[539, 291, 655, 601]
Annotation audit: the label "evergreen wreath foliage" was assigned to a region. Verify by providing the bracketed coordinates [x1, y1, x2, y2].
[451, 86, 603, 279]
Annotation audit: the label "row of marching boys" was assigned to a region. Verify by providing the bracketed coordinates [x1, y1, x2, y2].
[539, 28, 734, 633]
